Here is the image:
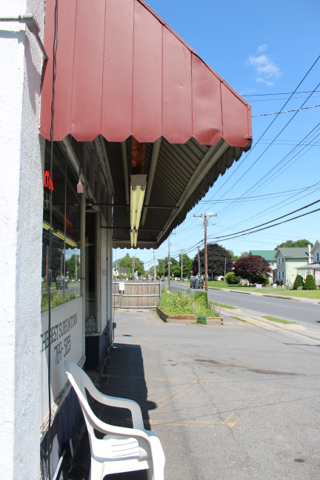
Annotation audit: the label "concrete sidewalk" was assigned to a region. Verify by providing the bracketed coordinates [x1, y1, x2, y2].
[66, 310, 320, 480]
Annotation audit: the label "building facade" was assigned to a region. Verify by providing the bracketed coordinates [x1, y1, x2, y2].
[0, 1, 252, 478]
[274, 248, 309, 285]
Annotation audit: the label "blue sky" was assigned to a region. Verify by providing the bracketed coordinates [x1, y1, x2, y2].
[114, 0, 320, 271]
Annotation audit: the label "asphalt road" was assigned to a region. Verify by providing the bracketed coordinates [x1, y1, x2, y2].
[41, 283, 80, 296]
[167, 282, 320, 331]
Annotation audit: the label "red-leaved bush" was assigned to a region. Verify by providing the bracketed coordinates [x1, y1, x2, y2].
[232, 255, 271, 284]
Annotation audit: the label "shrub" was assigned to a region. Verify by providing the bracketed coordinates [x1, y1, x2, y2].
[196, 315, 207, 325]
[172, 292, 192, 313]
[233, 255, 271, 284]
[225, 272, 240, 284]
[303, 274, 316, 290]
[193, 291, 207, 303]
[293, 274, 303, 290]
[253, 275, 269, 285]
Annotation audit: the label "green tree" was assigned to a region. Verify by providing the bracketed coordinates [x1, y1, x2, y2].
[113, 255, 145, 277]
[157, 257, 179, 277]
[191, 243, 233, 278]
[176, 253, 192, 278]
[67, 253, 81, 280]
[228, 250, 238, 261]
[157, 259, 167, 277]
[239, 251, 249, 258]
[275, 239, 313, 250]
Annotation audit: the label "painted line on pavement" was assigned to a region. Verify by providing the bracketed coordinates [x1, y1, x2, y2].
[222, 387, 276, 428]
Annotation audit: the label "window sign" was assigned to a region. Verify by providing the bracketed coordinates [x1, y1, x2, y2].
[43, 170, 54, 190]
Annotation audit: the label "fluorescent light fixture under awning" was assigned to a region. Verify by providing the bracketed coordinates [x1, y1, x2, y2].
[42, 221, 78, 248]
[130, 175, 147, 247]
[130, 230, 138, 248]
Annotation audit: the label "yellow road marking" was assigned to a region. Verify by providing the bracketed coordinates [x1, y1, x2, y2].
[154, 384, 200, 411]
[154, 381, 198, 404]
[222, 387, 276, 428]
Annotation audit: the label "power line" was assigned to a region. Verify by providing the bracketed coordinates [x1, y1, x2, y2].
[208, 207, 320, 242]
[215, 183, 320, 244]
[196, 55, 320, 206]
[208, 198, 320, 241]
[252, 104, 320, 117]
[215, 123, 320, 218]
[218, 80, 320, 202]
[199, 182, 320, 203]
[243, 90, 320, 97]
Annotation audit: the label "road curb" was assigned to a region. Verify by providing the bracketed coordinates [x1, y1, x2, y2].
[262, 294, 297, 301]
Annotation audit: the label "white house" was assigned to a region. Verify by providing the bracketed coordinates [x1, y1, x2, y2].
[274, 248, 309, 285]
[295, 241, 320, 287]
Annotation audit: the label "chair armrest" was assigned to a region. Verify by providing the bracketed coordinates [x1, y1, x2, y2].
[89, 412, 150, 442]
[87, 384, 145, 431]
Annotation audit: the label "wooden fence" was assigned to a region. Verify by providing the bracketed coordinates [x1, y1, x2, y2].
[113, 282, 161, 309]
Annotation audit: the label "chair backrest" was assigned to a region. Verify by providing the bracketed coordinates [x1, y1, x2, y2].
[64, 361, 101, 450]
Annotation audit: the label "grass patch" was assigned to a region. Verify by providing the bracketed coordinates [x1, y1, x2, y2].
[270, 290, 320, 299]
[213, 302, 236, 309]
[230, 316, 248, 323]
[158, 292, 219, 317]
[262, 316, 297, 325]
[41, 291, 78, 312]
[207, 281, 320, 299]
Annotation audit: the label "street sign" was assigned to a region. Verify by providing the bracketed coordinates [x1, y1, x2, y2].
[119, 282, 125, 291]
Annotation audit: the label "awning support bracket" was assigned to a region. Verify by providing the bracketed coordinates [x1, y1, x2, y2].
[0, 14, 48, 60]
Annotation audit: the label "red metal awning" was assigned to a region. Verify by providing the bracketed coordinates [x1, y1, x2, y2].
[40, 0, 251, 147]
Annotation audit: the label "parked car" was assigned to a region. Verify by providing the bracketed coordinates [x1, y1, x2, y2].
[190, 277, 204, 289]
[56, 277, 68, 290]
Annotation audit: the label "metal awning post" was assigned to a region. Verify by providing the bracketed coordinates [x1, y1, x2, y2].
[0, 14, 48, 60]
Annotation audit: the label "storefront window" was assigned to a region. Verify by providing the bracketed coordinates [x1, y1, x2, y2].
[41, 144, 82, 312]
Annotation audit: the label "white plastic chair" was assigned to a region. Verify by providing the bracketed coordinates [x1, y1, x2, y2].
[64, 361, 165, 480]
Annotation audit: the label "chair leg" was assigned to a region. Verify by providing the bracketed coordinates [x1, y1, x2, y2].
[147, 465, 154, 480]
[89, 458, 104, 480]
[147, 461, 164, 480]
[152, 459, 165, 480]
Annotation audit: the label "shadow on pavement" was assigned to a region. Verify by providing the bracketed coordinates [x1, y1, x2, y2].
[66, 343, 155, 480]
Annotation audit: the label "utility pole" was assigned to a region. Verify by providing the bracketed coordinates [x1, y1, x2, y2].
[167, 232, 176, 289]
[197, 246, 200, 276]
[193, 214, 217, 291]
[153, 249, 157, 281]
[180, 251, 183, 280]
[224, 257, 227, 279]
[75, 253, 77, 282]
[132, 256, 136, 280]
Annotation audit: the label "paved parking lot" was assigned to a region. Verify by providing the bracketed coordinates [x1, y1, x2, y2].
[68, 310, 320, 480]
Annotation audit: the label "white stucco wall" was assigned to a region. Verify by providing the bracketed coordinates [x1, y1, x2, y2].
[0, 0, 44, 478]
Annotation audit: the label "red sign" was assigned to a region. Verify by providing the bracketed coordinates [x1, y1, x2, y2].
[43, 171, 54, 190]
[66, 214, 73, 235]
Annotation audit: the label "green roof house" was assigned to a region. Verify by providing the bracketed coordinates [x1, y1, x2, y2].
[274, 248, 309, 285]
[249, 250, 277, 280]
